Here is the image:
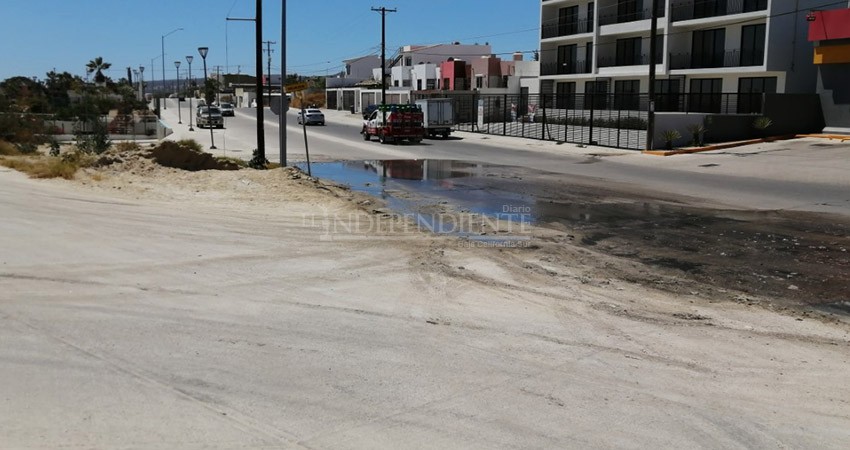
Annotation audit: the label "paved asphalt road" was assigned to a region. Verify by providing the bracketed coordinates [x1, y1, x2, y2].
[160, 99, 850, 217]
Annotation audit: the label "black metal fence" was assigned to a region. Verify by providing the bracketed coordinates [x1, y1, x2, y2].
[414, 93, 650, 150]
[412, 92, 770, 150]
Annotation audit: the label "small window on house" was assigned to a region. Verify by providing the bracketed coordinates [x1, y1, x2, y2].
[426, 79, 435, 90]
[476, 76, 483, 89]
[405, 56, 412, 66]
[345, 64, 351, 76]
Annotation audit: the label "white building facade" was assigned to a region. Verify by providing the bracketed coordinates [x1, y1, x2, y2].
[539, 0, 821, 112]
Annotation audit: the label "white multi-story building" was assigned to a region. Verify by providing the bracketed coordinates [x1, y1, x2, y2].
[539, 0, 821, 112]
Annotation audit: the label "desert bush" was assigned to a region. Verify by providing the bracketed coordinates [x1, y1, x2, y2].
[248, 148, 269, 169]
[215, 156, 247, 168]
[74, 117, 110, 154]
[48, 137, 61, 156]
[660, 129, 682, 150]
[176, 139, 203, 152]
[0, 140, 21, 155]
[15, 142, 38, 154]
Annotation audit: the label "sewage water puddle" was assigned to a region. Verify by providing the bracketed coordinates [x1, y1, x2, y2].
[299, 159, 850, 311]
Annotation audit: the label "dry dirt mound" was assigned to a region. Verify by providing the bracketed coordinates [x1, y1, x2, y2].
[146, 141, 240, 171]
[94, 141, 240, 172]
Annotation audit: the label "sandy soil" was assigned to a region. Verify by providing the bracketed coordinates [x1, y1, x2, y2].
[7, 149, 848, 448]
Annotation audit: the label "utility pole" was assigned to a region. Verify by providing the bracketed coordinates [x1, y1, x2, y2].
[280, 0, 287, 167]
[646, 0, 660, 151]
[255, 0, 265, 162]
[263, 40, 276, 106]
[372, 6, 396, 126]
[226, 0, 264, 162]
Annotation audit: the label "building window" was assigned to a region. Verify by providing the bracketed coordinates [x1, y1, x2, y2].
[587, 2, 595, 32]
[402, 79, 411, 87]
[737, 77, 776, 114]
[614, 80, 640, 110]
[740, 24, 766, 66]
[617, 0, 641, 23]
[417, 79, 422, 90]
[558, 6, 579, 35]
[556, 82, 576, 109]
[585, 80, 609, 109]
[426, 79, 436, 90]
[404, 56, 412, 66]
[743, 0, 768, 12]
[655, 78, 682, 112]
[691, 28, 726, 68]
[345, 64, 351, 76]
[694, 0, 726, 19]
[558, 44, 578, 74]
[585, 42, 593, 73]
[689, 78, 722, 113]
[616, 37, 642, 66]
[476, 76, 483, 89]
[394, 80, 400, 87]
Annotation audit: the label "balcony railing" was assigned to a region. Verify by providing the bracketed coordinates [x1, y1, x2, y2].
[541, 61, 591, 76]
[671, 0, 768, 22]
[598, 54, 658, 67]
[541, 19, 593, 39]
[669, 48, 764, 69]
[599, 6, 665, 26]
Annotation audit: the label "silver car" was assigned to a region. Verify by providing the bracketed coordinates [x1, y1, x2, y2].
[196, 106, 224, 128]
[297, 108, 325, 125]
[218, 102, 235, 116]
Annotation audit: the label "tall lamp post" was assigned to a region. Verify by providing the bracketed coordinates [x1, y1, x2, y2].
[138, 65, 145, 101]
[198, 46, 216, 149]
[186, 55, 194, 131]
[174, 60, 182, 124]
[161, 27, 183, 109]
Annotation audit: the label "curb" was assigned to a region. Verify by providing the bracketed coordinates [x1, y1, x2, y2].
[642, 135, 799, 156]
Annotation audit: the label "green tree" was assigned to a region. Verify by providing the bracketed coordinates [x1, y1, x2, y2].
[85, 56, 112, 84]
[203, 78, 221, 105]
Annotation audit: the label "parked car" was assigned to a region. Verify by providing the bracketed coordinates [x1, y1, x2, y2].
[196, 106, 224, 128]
[218, 102, 235, 116]
[297, 108, 325, 125]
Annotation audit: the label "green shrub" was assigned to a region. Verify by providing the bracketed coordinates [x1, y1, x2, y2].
[248, 149, 269, 170]
[74, 117, 110, 154]
[660, 129, 681, 150]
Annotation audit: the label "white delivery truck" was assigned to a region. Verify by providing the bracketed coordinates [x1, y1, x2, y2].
[415, 98, 454, 138]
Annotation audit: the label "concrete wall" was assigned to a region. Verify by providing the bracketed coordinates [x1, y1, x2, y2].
[766, 0, 821, 93]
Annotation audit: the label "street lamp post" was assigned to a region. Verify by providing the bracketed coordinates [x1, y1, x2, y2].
[186, 55, 194, 131]
[174, 60, 182, 124]
[198, 46, 216, 149]
[161, 27, 183, 110]
[138, 65, 145, 101]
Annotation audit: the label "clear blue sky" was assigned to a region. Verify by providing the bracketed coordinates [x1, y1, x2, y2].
[0, 0, 541, 82]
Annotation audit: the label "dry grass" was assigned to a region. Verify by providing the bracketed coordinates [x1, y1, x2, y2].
[0, 140, 20, 156]
[0, 156, 80, 180]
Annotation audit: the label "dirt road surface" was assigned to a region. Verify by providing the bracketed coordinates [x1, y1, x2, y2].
[1, 160, 849, 448]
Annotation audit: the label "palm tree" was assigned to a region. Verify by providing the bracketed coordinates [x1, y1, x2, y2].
[86, 57, 111, 84]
